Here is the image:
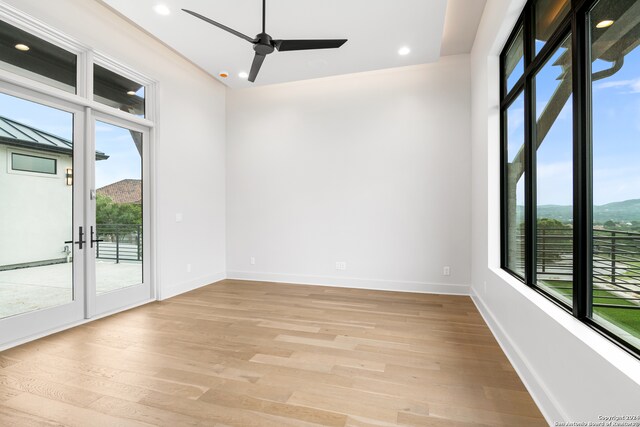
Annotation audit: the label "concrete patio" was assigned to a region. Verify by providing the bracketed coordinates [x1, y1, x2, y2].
[0, 261, 142, 319]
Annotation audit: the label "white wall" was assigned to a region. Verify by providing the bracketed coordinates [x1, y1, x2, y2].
[470, 0, 640, 423]
[1, 0, 227, 298]
[0, 146, 72, 266]
[226, 57, 471, 294]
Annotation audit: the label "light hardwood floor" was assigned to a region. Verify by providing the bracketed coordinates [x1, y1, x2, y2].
[0, 279, 546, 426]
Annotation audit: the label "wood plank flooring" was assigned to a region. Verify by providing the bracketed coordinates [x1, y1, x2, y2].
[0, 279, 546, 426]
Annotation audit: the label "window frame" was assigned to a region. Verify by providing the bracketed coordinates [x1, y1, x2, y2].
[499, 0, 640, 358]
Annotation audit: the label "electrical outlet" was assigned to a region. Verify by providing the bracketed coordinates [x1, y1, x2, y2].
[250, 257, 256, 265]
[335, 261, 347, 271]
[443, 266, 451, 276]
[186, 263, 192, 273]
[176, 213, 183, 223]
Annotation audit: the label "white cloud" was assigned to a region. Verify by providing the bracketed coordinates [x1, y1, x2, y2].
[594, 77, 640, 93]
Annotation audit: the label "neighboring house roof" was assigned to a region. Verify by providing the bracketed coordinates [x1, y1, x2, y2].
[0, 115, 108, 160]
[97, 179, 141, 204]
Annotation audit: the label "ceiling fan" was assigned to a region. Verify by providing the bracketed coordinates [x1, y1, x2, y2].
[183, 0, 348, 83]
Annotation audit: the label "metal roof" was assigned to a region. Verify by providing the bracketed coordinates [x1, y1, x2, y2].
[0, 115, 108, 160]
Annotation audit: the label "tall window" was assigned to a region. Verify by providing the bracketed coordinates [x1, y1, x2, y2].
[500, 0, 640, 356]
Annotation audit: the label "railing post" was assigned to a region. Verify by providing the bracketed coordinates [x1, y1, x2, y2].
[116, 227, 120, 264]
[611, 231, 616, 285]
[541, 228, 546, 273]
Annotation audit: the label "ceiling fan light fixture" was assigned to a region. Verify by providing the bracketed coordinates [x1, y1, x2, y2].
[596, 19, 614, 28]
[153, 4, 171, 16]
[398, 46, 411, 56]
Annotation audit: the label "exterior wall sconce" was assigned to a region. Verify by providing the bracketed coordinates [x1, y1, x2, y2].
[66, 168, 73, 186]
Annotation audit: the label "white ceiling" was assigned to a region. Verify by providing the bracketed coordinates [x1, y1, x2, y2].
[100, 0, 486, 89]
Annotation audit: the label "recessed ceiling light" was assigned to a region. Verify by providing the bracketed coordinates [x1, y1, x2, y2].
[153, 4, 171, 16]
[398, 46, 411, 56]
[596, 19, 614, 28]
[238, 71, 249, 79]
[15, 43, 29, 51]
[219, 71, 229, 78]
[127, 90, 136, 96]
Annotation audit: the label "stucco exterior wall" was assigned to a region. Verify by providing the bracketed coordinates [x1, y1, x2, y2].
[0, 144, 73, 267]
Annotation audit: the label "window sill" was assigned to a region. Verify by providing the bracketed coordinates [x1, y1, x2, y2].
[489, 266, 640, 385]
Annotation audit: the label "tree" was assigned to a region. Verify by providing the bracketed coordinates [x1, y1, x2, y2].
[96, 194, 141, 233]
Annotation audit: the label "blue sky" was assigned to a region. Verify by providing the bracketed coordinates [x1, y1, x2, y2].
[507, 34, 640, 207]
[0, 93, 141, 189]
[95, 122, 141, 189]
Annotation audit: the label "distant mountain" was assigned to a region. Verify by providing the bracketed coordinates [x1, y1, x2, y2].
[517, 199, 640, 223]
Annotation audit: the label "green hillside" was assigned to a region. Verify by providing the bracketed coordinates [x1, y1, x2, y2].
[516, 199, 640, 224]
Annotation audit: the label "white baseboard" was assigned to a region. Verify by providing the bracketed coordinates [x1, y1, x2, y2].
[159, 271, 226, 300]
[226, 271, 470, 295]
[470, 289, 565, 425]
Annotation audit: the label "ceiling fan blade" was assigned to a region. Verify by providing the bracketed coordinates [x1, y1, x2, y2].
[273, 39, 348, 52]
[248, 53, 266, 82]
[182, 9, 257, 43]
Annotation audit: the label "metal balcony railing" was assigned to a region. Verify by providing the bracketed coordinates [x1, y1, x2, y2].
[95, 224, 142, 263]
[513, 227, 640, 310]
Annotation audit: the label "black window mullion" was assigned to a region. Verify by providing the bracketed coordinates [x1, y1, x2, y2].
[500, 44, 508, 270]
[572, 1, 593, 319]
[524, 13, 572, 77]
[500, 107, 507, 270]
[524, 3, 537, 287]
[501, 76, 525, 110]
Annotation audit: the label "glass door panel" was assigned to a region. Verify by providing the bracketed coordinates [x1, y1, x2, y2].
[91, 116, 150, 315]
[94, 120, 143, 294]
[0, 88, 85, 347]
[0, 92, 75, 318]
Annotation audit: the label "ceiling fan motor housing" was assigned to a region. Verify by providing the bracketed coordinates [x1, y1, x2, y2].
[254, 33, 275, 55]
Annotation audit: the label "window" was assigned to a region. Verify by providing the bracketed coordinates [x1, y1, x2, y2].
[94, 64, 145, 118]
[589, 0, 640, 350]
[534, 34, 573, 305]
[0, 19, 77, 93]
[11, 152, 57, 174]
[534, 0, 570, 55]
[504, 92, 526, 278]
[500, 0, 640, 356]
[503, 26, 524, 93]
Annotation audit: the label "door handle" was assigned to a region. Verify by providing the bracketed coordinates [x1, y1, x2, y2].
[65, 226, 86, 250]
[90, 226, 104, 248]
